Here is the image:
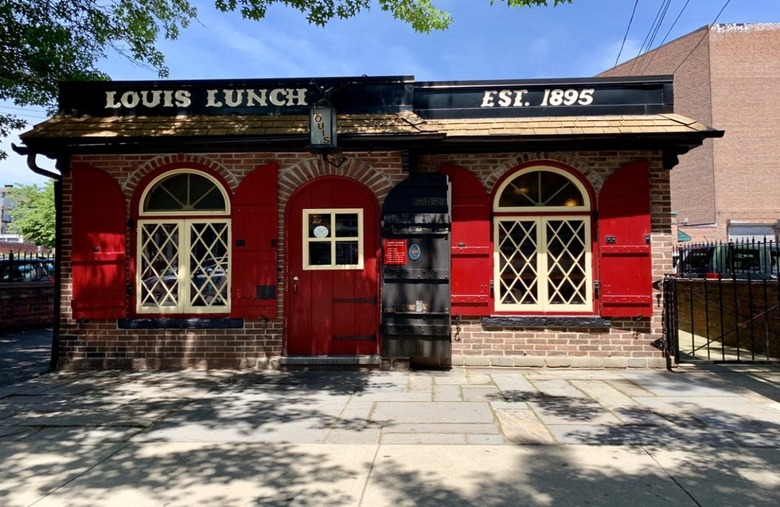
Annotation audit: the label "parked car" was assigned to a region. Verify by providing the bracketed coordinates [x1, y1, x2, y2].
[0, 258, 55, 283]
[678, 242, 779, 280]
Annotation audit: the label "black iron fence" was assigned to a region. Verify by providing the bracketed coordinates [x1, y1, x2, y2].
[676, 238, 779, 280]
[664, 239, 779, 363]
[0, 252, 56, 283]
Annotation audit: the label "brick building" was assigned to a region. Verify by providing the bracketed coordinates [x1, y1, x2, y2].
[16, 75, 720, 370]
[600, 23, 780, 242]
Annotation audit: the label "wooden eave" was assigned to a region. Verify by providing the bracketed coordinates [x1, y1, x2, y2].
[19, 112, 722, 159]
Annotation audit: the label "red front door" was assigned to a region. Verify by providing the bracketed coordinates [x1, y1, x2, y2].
[285, 177, 380, 356]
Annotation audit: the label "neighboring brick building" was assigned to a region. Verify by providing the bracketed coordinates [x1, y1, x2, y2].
[16, 75, 720, 370]
[600, 23, 780, 242]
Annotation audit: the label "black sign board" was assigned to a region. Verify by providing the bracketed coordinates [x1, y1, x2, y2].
[58, 75, 673, 119]
[58, 76, 415, 117]
[414, 75, 674, 119]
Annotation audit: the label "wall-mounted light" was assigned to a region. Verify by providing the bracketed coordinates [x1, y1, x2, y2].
[309, 99, 337, 149]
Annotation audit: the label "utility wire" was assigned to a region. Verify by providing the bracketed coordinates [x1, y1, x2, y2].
[614, 0, 641, 68]
[0, 105, 48, 119]
[672, 0, 732, 74]
[629, 0, 673, 75]
[636, 0, 692, 75]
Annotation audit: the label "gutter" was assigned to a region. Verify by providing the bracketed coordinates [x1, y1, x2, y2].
[11, 143, 63, 373]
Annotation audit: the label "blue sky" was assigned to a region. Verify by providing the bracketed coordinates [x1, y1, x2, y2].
[2, 0, 778, 185]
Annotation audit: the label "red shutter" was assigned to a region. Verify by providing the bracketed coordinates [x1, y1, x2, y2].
[598, 161, 653, 317]
[441, 165, 492, 316]
[231, 163, 279, 319]
[71, 165, 127, 319]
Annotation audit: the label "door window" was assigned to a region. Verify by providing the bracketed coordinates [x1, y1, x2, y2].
[303, 209, 363, 270]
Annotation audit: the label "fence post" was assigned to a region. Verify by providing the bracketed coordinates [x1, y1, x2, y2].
[662, 276, 679, 370]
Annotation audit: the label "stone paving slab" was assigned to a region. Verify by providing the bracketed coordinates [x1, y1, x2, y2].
[432, 384, 462, 401]
[461, 385, 501, 401]
[530, 378, 590, 398]
[361, 445, 699, 507]
[645, 446, 780, 506]
[605, 377, 656, 397]
[350, 391, 433, 402]
[380, 432, 473, 444]
[431, 373, 468, 385]
[490, 372, 537, 393]
[621, 371, 743, 397]
[526, 399, 623, 426]
[21, 426, 145, 443]
[545, 423, 737, 446]
[381, 423, 501, 435]
[371, 401, 494, 424]
[570, 379, 639, 408]
[494, 409, 555, 444]
[31, 443, 379, 507]
[0, 426, 38, 441]
[0, 442, 129, 507]
[325, 428, 382, 444]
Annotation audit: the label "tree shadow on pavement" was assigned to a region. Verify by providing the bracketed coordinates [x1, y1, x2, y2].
[2, 369, 779, 506]
[494, 390, 607, 423]
[0, 369, 399, 506]
[365, 397, 780, 507]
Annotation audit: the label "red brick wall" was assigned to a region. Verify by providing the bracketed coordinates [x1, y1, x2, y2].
[0, 283, 55, 330]
[709, 25, 780, 238]
[57, 149, 669, 370]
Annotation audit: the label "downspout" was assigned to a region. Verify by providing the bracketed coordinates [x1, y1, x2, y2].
[11, 145, 63, 372]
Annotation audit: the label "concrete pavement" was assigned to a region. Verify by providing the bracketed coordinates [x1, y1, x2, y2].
[1, 332, 779, 505]
[0, 327, 52, 387]
[1, 364, 779, 506]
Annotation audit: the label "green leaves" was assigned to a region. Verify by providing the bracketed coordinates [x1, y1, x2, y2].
[211, 1, 570, 31]
[6, 181, 56, 249]
[0, 0, 197, 158]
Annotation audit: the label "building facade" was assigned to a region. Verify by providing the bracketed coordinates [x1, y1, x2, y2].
[17, 76, 720, 370]
[600, 23, 780, 242]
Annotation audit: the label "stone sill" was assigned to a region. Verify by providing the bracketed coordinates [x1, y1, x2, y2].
[118, 318, 244, 329]
[482, 315, 611, 329]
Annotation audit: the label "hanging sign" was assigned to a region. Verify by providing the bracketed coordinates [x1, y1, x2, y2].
[310, 101, 337, 148]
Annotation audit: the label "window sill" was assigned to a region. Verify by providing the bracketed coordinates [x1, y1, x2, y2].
[119, 318, 244, 329]
[481, 315, 611, 329]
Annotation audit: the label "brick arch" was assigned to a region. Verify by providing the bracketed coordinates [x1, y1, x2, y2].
[484, 153, 602, 194]
[278, 157, 393, 215]
[122, 154, 238, 195]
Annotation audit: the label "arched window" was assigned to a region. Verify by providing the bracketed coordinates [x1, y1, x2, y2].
[136, 170, 231, 314]
[493, 165, 593, 312]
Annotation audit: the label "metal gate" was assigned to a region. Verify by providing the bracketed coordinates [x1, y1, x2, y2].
[662, 271, 780, 364]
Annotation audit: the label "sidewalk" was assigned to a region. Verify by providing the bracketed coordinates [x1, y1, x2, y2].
[0, 327, 52, 387]
[1, 337, 779, 506]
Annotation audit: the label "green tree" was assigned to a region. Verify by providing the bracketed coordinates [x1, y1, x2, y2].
[0, 0, 571, 159]
[6, 181, 56, 249]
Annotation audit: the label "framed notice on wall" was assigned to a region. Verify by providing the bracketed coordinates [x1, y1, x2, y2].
[384, 239, 407, 265]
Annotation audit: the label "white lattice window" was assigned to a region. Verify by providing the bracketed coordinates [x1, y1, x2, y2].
[136, 171, 231, 314]
[493, 166, 592, 312]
